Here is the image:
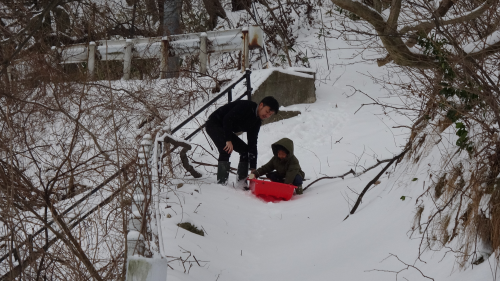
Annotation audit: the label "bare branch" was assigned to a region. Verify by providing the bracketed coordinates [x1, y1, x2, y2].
[345, 147, 409, 219]
[399, 0, 495, 35]
[386, 0, 401, 33]
[163, 135, 202, 178]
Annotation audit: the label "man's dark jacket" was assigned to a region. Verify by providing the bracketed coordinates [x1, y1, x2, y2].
[206, 100, 261, 168]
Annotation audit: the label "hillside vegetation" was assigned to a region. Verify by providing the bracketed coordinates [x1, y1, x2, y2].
[1, 0, 500, 280]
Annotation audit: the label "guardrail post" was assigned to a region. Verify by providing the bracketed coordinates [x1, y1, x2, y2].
[160, 40, 168, 79]
[245, 69, 252, 100]
[88, 41, 96, 79]
[199, 32, 208, 75]
[241, 27, 249, 73]
[228, 88, 232, 102]
[123, 39, 133, 80]
[50, 45, 61, 63]
[6, 65, 12, 83]
[127, 189, 146, 257]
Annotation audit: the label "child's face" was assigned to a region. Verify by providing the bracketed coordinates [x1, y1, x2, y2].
[277, 150, 287, 160]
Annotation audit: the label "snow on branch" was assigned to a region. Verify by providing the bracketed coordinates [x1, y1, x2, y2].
[462, 30, 500, 55]
[398, 0, 495, 35]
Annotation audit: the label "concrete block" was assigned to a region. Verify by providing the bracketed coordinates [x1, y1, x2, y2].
[252, 69, 316, 107]
[127, 256, 167, 281]
[262, 110, 301, 126]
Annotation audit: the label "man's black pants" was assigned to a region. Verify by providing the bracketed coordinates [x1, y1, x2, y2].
[205, 125, 248, 162]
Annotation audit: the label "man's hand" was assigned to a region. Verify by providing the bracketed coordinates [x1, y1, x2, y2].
[223, 141, 233, 154]
[248, 174, 256, 179]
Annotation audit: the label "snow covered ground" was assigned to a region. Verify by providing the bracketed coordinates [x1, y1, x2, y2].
[157, 64, 494, 281]
[154, 9, 497, 281]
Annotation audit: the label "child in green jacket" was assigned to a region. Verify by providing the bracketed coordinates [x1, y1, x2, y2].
[249, 138, 305, 194]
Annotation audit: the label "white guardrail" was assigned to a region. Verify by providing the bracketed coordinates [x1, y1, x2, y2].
[56, 26, 264, 79]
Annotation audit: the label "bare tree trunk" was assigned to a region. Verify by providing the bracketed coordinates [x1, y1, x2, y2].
[163, 0, 182, 78]
[202, 0, 227, 29]
[259, 0, 293, 67]
[232, 0, 251, 11]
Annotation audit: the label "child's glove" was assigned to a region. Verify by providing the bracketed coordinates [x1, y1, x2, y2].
[248, 174, 256, 179]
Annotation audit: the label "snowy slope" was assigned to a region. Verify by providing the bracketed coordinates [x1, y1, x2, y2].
[154, 8, 496, 281]
[158, 75, 495, 280]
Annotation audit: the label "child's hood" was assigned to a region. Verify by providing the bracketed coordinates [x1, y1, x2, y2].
[271, 138, 294, 158]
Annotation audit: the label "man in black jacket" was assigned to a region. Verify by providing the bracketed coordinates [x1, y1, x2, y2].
[206, 96, 279, 186]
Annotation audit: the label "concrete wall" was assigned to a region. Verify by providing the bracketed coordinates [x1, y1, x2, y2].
[252, 69, 316, 107]
[127, 256, 167, 281]
[262, 110, 301, 126]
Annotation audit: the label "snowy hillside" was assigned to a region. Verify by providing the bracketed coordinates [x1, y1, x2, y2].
[156, 10, 497, 280]
[4, 0, 500, 279]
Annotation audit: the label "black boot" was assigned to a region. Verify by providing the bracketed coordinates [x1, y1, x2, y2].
[295, 185, 303, 195]
[237, 162, 249, 181]
[217, 161, 230, 185]
[236, 162, 249, 190]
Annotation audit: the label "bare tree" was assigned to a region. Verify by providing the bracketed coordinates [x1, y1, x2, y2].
[327, 0, 500, 268]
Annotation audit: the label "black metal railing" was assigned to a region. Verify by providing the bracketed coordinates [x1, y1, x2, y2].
[173, 69, 252, 141]
[0, 164, 130, 266]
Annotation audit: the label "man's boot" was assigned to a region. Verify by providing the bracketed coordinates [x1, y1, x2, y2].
[235, 162, 249, 190]
[217, 161, 230, 185]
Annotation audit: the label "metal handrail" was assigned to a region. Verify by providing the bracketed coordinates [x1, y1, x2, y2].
[183, 90, 250, 141]
[0, 162, 132, 265]
[0, 179, 134, 280]
[171, 69, 252, 139]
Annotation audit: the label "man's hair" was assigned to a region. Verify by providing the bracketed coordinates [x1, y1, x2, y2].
[260, 96, 279, 113]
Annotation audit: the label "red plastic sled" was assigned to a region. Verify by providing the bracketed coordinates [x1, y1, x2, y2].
[248, 179, 297, 201]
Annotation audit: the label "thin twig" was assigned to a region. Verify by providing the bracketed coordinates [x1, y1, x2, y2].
[303, 155, 397, 191]
[303, 169, 355, 191]
[345, 148, 409, 220]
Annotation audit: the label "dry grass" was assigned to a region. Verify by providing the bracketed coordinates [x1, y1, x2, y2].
[412, 205, 424, 235]
[177, 222, 205, 236]
[434, 174, 447, 199]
